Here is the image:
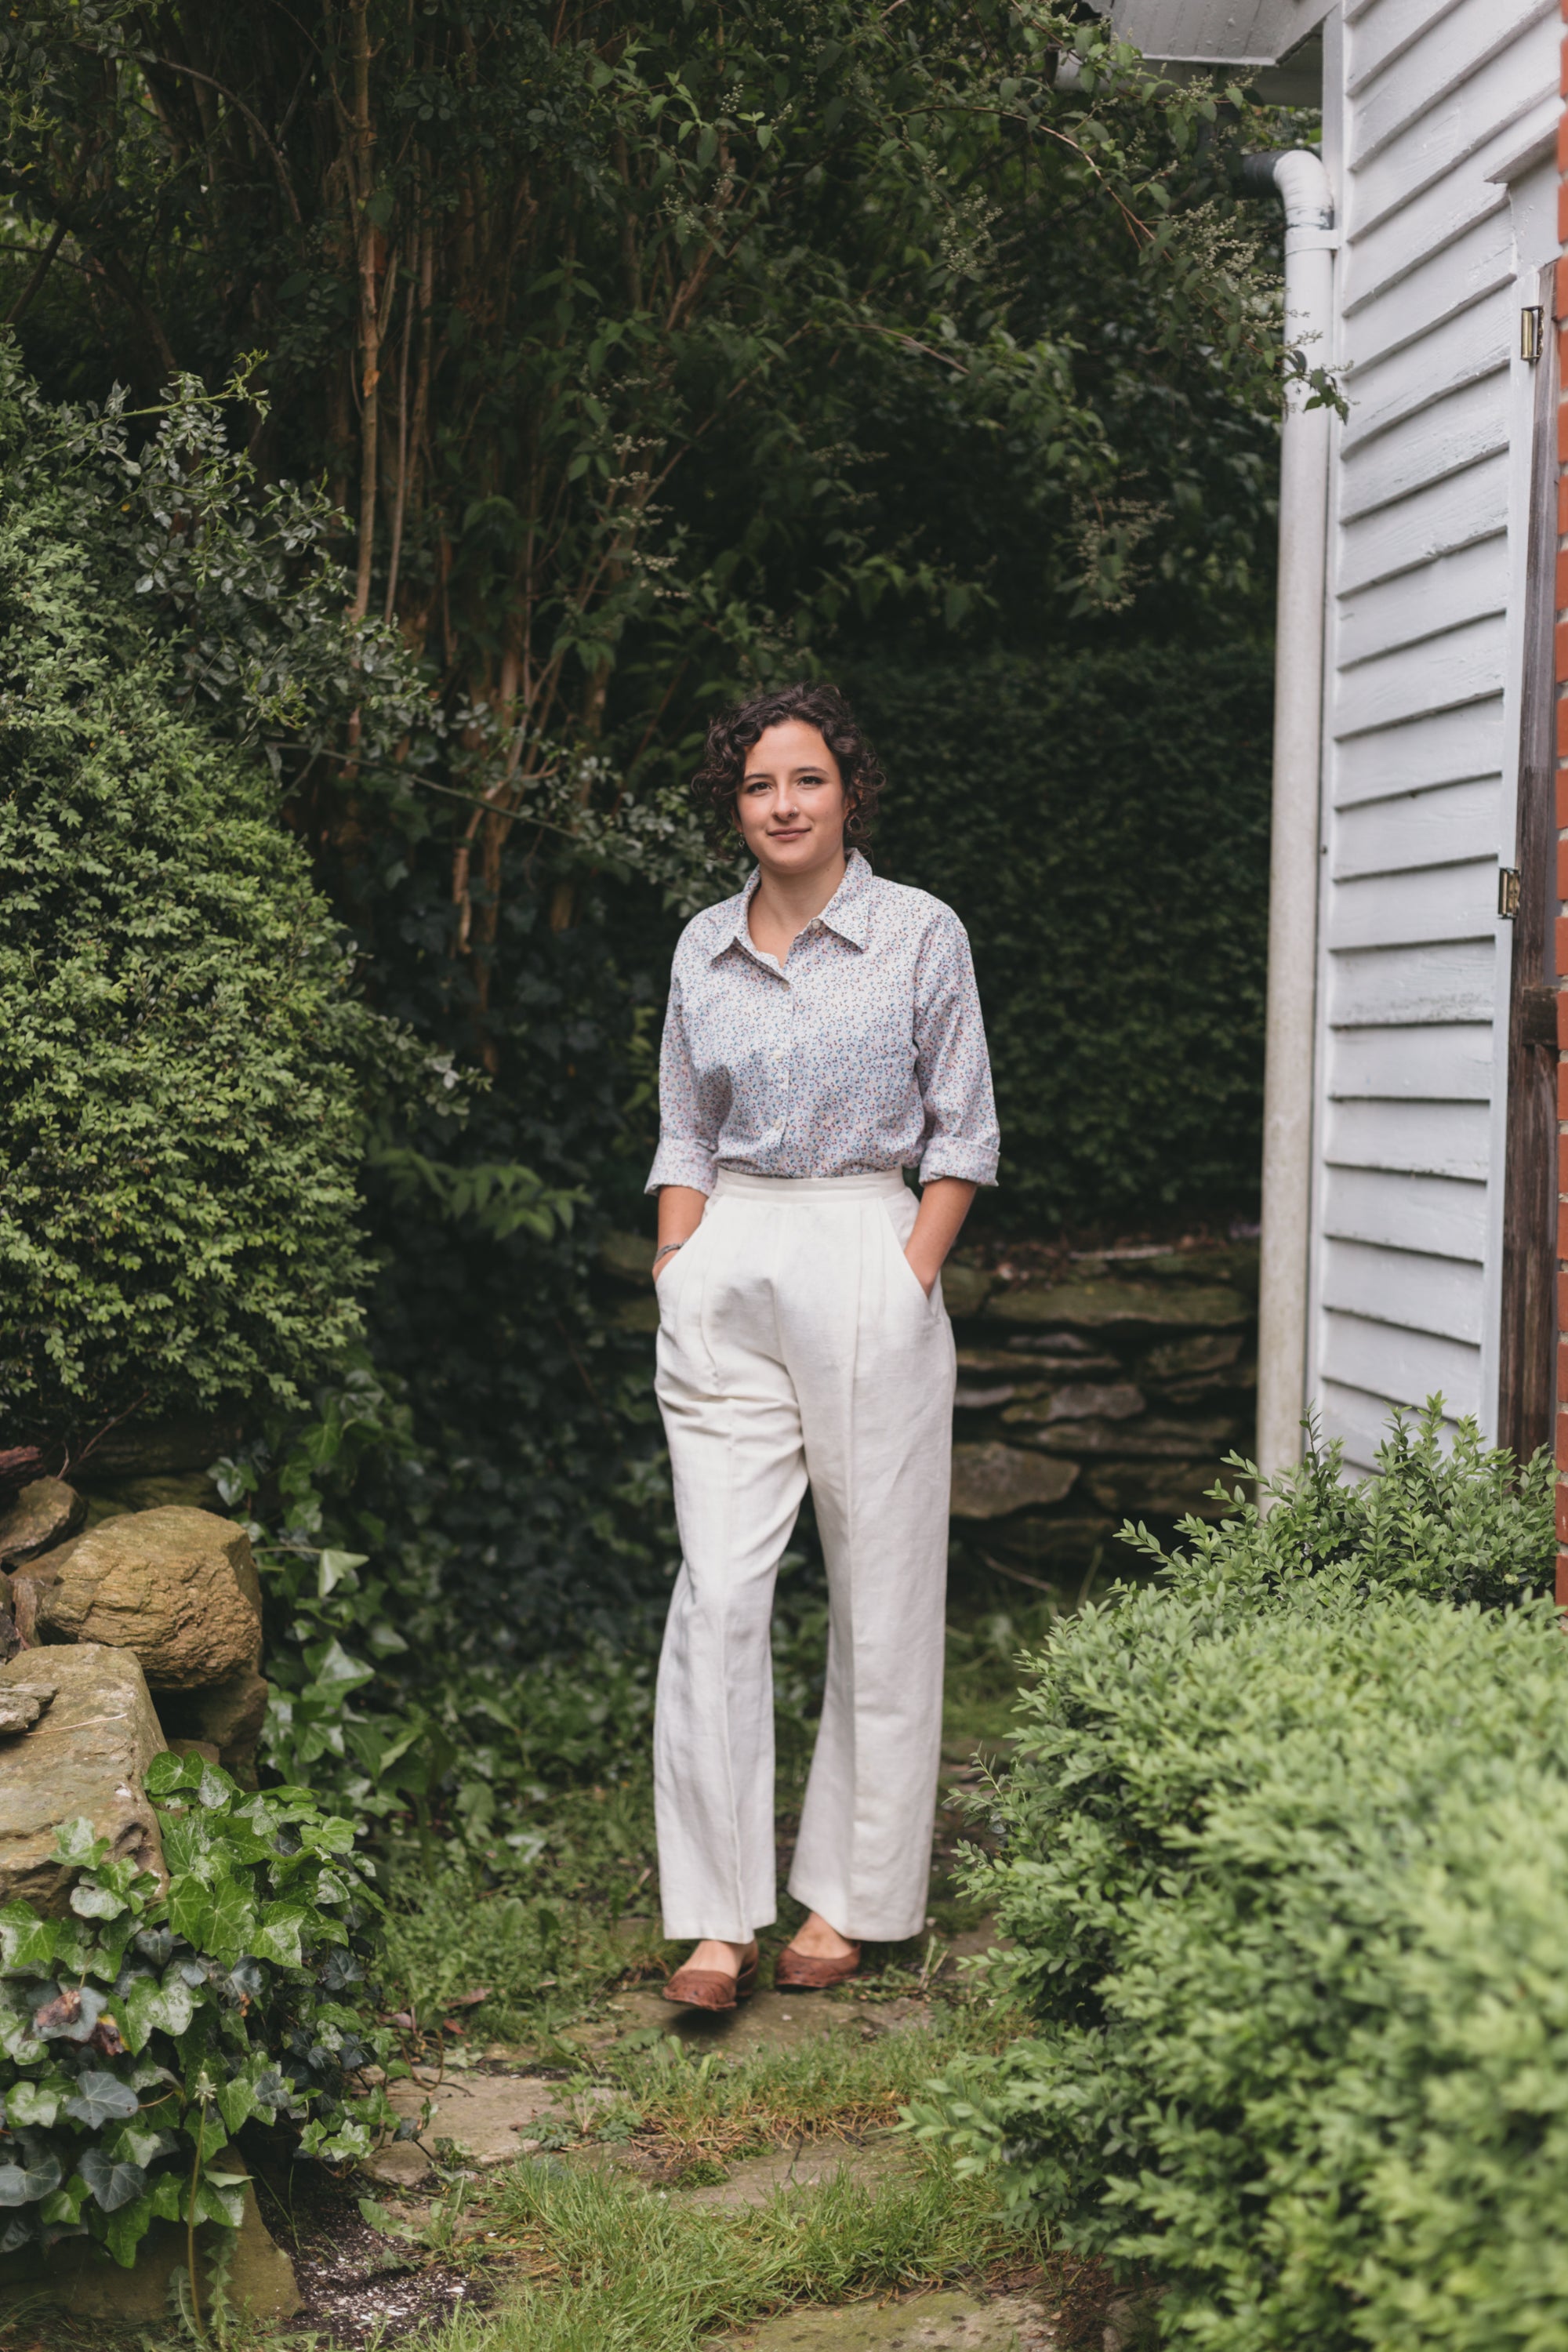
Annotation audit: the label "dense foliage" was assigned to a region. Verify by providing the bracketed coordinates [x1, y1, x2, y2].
[0, 7, 1300, 1658]
[0, 351, 411, 1446]
[0, 1754, 397, 2272]
[866, 644, 1275, 1225]
[911, 1415, 1562, 2351]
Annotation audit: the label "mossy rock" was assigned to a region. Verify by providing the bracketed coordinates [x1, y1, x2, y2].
[599, 1229, 655, 1286]
[0, 2181, 298, 2322]
[950, 1443, 1079, 1519]
[987, 1280, 1249, 1331]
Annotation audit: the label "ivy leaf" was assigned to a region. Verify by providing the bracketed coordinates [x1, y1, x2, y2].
[78, 2148, 148, 2211]
[196, 2172, 246, 2229]
[216, 2075, 256, 2132]
[145, 1751, 203, 1800]
[4, 2078, 61, 2129]
[167, 1879, 213, 1949]
[64, 2071, 140, 2129]
[70, 1879, 127, 1920]
[205, 1878, 258, 1961]
[122, 1972, 196, 2050]
[53, 1818, 108, 1869]
[103, 2189, 155, 2268]
[0, 1902, 60, 1971]
[253, 1904, 308, 1967]
[0, 2148, 63, 2207]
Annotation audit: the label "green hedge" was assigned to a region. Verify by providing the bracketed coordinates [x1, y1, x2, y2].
[0, 360, 384, 1443]
[859, 644, 1273, 1228]
[913, 1418, 1563, 2352]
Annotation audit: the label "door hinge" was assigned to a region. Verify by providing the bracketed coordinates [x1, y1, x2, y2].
[1521, 307, 1545, 363]
[1498, 867, 1522, 919]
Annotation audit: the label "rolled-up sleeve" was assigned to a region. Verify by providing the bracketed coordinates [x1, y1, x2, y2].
[646, 967, 719, 1195]
[913, 912, 1000, 1187]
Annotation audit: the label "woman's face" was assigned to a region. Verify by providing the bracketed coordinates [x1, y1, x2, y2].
[735, 721, 848, 880]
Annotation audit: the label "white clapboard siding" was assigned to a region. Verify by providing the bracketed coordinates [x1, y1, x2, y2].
[1322, 1166, 1490, 1261]
[1345, 0, 1469, 100]
[1321, 1236, 1486, 1341]
[1326, 860, 1496, 952]
[1334, 614, 1505, 736]
[1333, 777, 1503, 876]
[1343, 174, 1506, 314]
[1327, 938, 1497, 1028]
[1325, 1099, 1493, 1181]
[1341, 210, 1515, 372]
[1306, 0, 1553, 1454]
[1334, 698, 1504, 805]
[1338, 452, 1508, 588]
[1319, 1309, 1483, 1416]
[1338, 532, 1507, 663]
[1341, 287, 1512, 456]
[1339, 383, 1508, 521]
[1353, 0, 1552, 166]
[1327, 1022, 1495, 1099]
[1353, 9, 1555, 220]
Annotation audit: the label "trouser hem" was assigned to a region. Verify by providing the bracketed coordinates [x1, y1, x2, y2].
[660, 1909, 776, 1943]
[786, 1872, 927, 1947]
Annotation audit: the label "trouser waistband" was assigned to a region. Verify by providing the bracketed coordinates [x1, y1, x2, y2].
[711, 1169, 909, 1202]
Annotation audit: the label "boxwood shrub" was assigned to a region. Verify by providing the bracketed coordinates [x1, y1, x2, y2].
[0, 353, 394, 1447]
[912, 1414, 1563, 2352]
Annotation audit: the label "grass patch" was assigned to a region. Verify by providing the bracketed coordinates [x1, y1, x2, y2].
[586, 2012, 1014, 2170]
[375, 1773, 663, 2042]
[426, 2147, 1047, 2352]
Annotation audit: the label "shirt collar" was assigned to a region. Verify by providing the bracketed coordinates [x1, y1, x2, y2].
[717, 849, 873, 963]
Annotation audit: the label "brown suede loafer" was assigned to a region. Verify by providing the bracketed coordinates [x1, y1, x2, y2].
[774, 1940, 861, 1990]
[661, 1947, 759, 2011]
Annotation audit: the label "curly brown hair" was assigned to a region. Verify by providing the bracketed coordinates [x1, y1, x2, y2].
[690, 681, 886, 849]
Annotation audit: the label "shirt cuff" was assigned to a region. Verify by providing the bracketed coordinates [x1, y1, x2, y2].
[646, 1139, 717, 1196]
[919, 1139, 1000, 1188]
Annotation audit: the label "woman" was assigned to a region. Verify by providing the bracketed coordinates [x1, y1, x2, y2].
[647, 681, 999, 2009]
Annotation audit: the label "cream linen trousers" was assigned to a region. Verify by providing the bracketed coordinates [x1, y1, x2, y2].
[652, 1167, 956, 1945]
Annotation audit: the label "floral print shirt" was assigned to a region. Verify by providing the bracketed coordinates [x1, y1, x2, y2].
[647, 851, 1000, 1195]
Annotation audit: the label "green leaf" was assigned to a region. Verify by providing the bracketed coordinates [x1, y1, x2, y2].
[216, 2075, 256, 2133]
[0, 1904, 60, 1972]
[64, 2071, 140, 2129]
[53, 1818, 108, 1868]
[0, 2149, 62, 2206]
[104, 2190, 156, 2267]
[122, 1970, 197, 2050]
[4, 2079, 60, 2129]
[79, 2147, 148, 2211]
[69, 1879, 128, 1920]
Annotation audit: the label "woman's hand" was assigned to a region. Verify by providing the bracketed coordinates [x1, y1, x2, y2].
[903, 1175, 978, 1297]
[654, 1185, 709, 1279]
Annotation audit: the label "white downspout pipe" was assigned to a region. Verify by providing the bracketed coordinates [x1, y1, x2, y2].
[1244, 147, 1337, 1484]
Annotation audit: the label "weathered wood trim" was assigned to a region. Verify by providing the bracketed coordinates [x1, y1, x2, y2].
[1494, 258, 1558, 1466]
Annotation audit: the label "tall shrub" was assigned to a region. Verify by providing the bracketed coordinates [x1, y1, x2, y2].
[0, 365, 393, 1446]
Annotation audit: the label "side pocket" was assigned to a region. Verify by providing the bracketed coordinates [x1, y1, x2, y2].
[656, 1205, 710, 1321]
[880, 1200, 934, 1307]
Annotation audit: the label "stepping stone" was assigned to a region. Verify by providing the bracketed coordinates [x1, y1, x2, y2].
[604, 1987, 861, 2056]
[680, 2137, 908, 2209]
[744, 2287, 1053, 2347]
[361, 2067, 613, 2185]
